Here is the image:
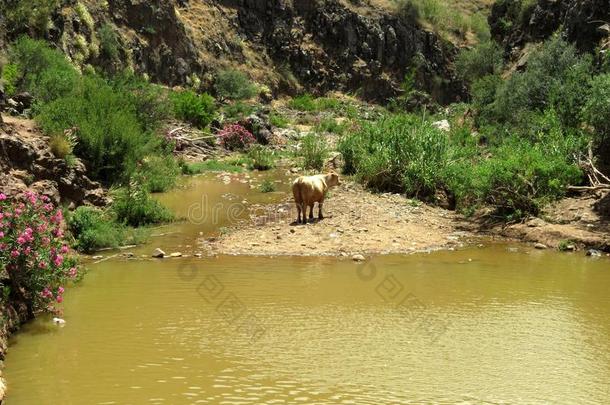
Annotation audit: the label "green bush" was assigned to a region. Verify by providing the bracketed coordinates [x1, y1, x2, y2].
[49, 133, 74, 159]
[269, 111, 289, 128]
[137, 155, 181, 193]
[171, 90, 216, 129]
[1, 63, 20, 97]
[488, 37, 592, 128]
[248, 145, 275, 170]
[289, 94, 317, 111]
[98, 23, 120, 60]
[180, 159, 244, 174]
[223, 101, 257, 121]
[68, 206, 126, 253]
[214, 69, 256, 100]
[37, 75, 161, 183]
[316, 117, 347, 134]
[582, 73, 610, 143]
[299, 133, 329, 171]
[111, 181, 174, 227]
[259, 179, 276, 193]
[339, 114, 450, 196]
[8, 37, 80, 103]
[2, 0, 60, 36]
[456, 41, 504, 83]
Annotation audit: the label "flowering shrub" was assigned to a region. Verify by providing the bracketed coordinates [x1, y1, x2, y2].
[217, 124, 256, 151]
[0, 191, 79, 315]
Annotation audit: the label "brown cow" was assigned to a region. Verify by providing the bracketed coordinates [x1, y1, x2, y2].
[292, 172, 340, 224]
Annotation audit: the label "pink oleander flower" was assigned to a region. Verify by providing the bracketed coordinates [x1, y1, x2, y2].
[60, 245, 69, 254]
[53, 228, 64, 238]
[56, 296, 63, 303]
[68, 267, 77, 278]
[40, 195, 50, 203]
[53, 254, 64, 267]
[58, 286, 65, 295]
[43, 203, 53, 212]
[14, 208, 22, 216]
[24, 246, 32, 256]
[0, 231, 4, 238]
[41, 288, 52, 298]
[38, 261, 47, 269]
[16, 236, 26, 245]
[36, 223, 47, 233]
[11, 250, 20, 258]
[0, 193, 6, 201]
[41, 237, 50, 246]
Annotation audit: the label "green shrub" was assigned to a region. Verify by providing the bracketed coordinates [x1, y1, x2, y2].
[223, 101, 257, 121]
[339, 114, 450, 196]
[37, 74, 161, 182]
[214, 69, 256, 100]
[49, 133, 74, 159]
[171, 90, 216, 129]
[299, 133, 329, 171]
[456, 41, 504, 83]
[488, 37, 592, 128]
[289, 94, 317, 111]
[137, 155, 181, 193]
[2, 0, 60, 36]
[248, 145, 275, 170]
[181, 159, 244, 174]
[68, 206, 126, 253]
[112, 181, 174, 227]
[259, 179, 276, 193]
[316, 117, 347, 134]
[1, 63, 20, 97]
[582, 73, 610, 143]
[269, 111, 289, 128]
[98, 23, 120, 60]
[8, 37, 80, 103]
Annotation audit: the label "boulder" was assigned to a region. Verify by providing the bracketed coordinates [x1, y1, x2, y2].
[152, 248, 166, 258]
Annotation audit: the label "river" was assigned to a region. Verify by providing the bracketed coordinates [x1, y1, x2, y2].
[3, 172, 610, 404]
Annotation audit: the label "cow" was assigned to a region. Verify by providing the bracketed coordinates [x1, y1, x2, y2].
[292, 171, 340, 224]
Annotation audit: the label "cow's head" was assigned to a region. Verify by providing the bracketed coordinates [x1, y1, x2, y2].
[326, 171, 340, 187]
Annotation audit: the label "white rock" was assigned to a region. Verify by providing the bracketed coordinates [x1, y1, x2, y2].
[52, 317, 66, 326]
[352, 254, 366, 262]
[534, 243, 548, 250]
[152, 248, 166, 258]
[169, 252, 182, 258]
[432, 119, 451, 132]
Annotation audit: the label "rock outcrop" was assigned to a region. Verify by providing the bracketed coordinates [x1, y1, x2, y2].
[490, 0, 610, 55]
[0, 115, 108, 207]
[1, 0, 463, 103]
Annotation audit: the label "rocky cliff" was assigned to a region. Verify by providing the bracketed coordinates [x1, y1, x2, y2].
[1, 0, 463, 103]
[490, 0, 610, 56]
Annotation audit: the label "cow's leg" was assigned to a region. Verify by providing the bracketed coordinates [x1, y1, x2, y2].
[308, 204, 315, 222]
[318, 199, 324, 220]
[295, 203, 302, 224]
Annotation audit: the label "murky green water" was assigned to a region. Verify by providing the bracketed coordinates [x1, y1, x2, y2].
[4, 172, 610, 404]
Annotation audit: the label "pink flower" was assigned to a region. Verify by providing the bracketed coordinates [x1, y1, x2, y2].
[41, 237, 50, 246]
[56, 296, 63, 303]
[41, 195, 50, 203]
[10, 250, 19, 258]
[68, 267, 77, 278]
[43, 203, 53, 212]
[14, 208, 22, 216]
[36, 223, 47, 233]
[25, 191, 37, 205]
[0, 231, 4, 238]
[41, 288, 52, 298]
[60, 245, 69, 254]
[0, 193, 6, 201]
[52, 228, 64, 238]
[16, 236, 26, 245]
[53, 254, 64, 267]
[58, 286, 65, 295]
[38, 261, 47, 269]
[24, 246, 32, 256]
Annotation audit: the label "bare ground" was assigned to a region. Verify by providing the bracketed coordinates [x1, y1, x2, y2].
[200, 180, 472, 257]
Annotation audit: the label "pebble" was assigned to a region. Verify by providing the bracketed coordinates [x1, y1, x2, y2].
[169, 252, 182, 258]
[290, 229, 296, 234]
[586, 249, 602, 257]
[152, 248, 166, 258]
[92, 255, 103, 260]
[352, 254, 366, 262]
[534, 243, 548, 250]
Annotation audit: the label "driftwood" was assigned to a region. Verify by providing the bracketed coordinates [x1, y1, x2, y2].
[568, 144, 610, 192]
[165, 124, 218, 159]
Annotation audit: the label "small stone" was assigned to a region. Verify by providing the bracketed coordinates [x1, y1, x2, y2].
[352, 254, 366, 262]
[290, 229, 296, 234]
[276, 235, 282, 240]
[52, 317, 66, 326]
[534, 243, 548, 250]
[194, 253, 203, 258]
[586, 249, 602, 257]
[169, 252, 182, 258]
[152, 248, 166, 258]
[92, 255, 103, 260]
